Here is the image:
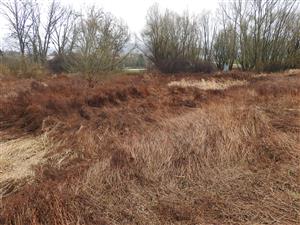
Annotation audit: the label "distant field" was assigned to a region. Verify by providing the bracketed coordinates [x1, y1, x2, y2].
[0, 70, 299, 224]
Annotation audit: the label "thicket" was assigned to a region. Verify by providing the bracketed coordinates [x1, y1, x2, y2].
[0, 0, 130, 76]
[141, 5, 216, 73]
[214, 0, 300, 72]
[142, 1, 300, 73]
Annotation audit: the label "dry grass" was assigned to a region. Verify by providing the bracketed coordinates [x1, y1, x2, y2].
[0, 135, 51, 197]
[168, 78, 248, 90]
[81, 91, 300, 224]
[0, 71, 299, 224]
[287, 69, 300, 74]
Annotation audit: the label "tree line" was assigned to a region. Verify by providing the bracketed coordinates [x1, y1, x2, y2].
[0, 0, 130, 75]
[0, 0, 299, 75]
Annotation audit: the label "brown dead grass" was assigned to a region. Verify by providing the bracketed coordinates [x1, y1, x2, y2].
[0, 71, 299, 224]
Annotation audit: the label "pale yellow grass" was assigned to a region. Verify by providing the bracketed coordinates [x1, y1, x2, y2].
[168, 78, 248, 90]
[257, 69, 300, 78]
[0, 135, 49, 196]
[287, 69, 300, 74]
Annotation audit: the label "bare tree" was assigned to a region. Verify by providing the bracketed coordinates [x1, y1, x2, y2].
[214, 25, 237, 70]
[213, 2, 238, 70]
[27, 0, 65, 63]
[214, 0, 299, 71]
[199, 11, 216, 61]
[52, 8, 78, 56]
[142, 4, 215, 73]
[72, 6, 130, 75]
[0, 0, 32, 56]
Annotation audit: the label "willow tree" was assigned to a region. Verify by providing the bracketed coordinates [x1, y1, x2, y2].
[218, 0, 299, 71]
[142, 4, 215, 73]
[73, 7, 130, 75]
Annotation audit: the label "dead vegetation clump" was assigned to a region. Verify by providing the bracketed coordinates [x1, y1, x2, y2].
[0, 75, 154, 135]
[0, 71, 299, 224]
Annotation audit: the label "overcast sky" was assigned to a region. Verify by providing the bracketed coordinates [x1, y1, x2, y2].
[0, 0, 220, 49]
[70, 0, 219, 33]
